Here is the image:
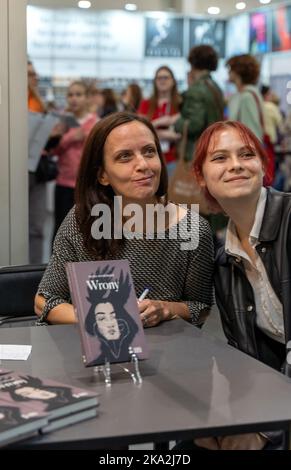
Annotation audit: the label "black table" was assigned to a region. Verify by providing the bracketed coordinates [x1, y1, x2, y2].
[1, 321, 291, 449]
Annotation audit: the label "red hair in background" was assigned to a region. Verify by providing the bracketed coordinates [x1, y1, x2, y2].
[193, 120, 272, 213]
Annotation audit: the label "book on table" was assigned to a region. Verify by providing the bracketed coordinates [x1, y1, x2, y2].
[0, 369, 99, 434]
[40, 406, 98, 434]
[66, 259, 149, 367]
[0, 396, 48, 448]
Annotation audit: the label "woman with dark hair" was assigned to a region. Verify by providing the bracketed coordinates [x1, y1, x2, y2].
[121, 83, 143, 113]
[97, 88, 119, 118]
[35, 112, 214, 326]
[187, 120, 290, 450]
[138, 66, 182, 176]
[154, 46, 224, 164]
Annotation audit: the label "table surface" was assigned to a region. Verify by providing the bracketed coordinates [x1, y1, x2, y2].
[1, 320, 291, 449]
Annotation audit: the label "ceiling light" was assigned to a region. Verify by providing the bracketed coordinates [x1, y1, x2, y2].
[236, 2, 246, 9]
[78, 1, 91, 8]
[207, 7, 220, 15]
[125, 3, 137, 10]
[259, 0, 271, 3]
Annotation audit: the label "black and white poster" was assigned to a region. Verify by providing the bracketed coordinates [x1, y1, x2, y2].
[189, 19, 225, 57]
[145, 17, 184, 57]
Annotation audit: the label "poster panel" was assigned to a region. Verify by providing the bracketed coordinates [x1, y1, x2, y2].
[145, 16, 184, 57]
[189, 19, 225, 57]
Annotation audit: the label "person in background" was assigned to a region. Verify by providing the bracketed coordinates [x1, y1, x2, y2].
[120, 83, 143, 113]
[138, 66, 182, 177]
[282, 110, 291, 152]
[53, 80, 97, 239]
[260, 86, 286, 190]
[190, 120, 291, 450]
[35, 112, 214, 327]
[28, 61, 46, 113]
[87, 84, 101, 117]
[227, 55, 276, 185]
[95, 88, 119, 118]
[154, 46, 224, 164]
[27, 60, 47, 264]
[260, 85, 283, 145]
[164, 47, 226, 238]
[227, 54, 265, 140]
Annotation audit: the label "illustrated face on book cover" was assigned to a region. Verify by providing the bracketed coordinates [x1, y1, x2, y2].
[3, 375, 77, 411]
[14, 387, 57, 401]
[85, 267, 139, 362]
[95, 303, 121, 341]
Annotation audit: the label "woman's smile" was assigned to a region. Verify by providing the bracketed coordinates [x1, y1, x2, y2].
[100, 121, 162, 204]
[224, 175, 250, 183]
[132, 175, 154, 185]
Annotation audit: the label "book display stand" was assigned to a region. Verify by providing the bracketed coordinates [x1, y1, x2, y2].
[92, 347, 143, 387]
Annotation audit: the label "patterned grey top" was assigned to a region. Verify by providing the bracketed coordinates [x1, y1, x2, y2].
[38, 207, 214, 324]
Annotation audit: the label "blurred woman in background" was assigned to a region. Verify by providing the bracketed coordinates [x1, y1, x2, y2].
[138, 66, 181, 177]
[53, 80, 97, 238]
[28, 60, 47, 264]
[121, 83, 143, 113]
[96, 88, 119, 118]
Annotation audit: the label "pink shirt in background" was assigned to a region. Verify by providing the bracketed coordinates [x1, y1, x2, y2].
[56, 113, 97, 188]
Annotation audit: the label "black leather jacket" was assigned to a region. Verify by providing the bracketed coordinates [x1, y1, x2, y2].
[215, 188, 291, 366]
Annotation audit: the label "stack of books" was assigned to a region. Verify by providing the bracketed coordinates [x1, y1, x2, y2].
[0, 368, 99, 448]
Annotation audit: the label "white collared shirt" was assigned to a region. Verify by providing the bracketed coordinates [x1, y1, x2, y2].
[225, 187, 285, 344]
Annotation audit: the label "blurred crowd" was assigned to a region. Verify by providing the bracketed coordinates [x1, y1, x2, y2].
[27, 47, 291, 264]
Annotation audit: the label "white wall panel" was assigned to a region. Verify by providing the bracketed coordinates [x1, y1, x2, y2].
[0, 0, 28, 265]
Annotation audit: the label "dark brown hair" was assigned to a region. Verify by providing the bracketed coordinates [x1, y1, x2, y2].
[75, 112, 168, 259]
[193, 120, 270, 213]
[188, 45, 218, 71]
[147, 66, 181, 120]
[102, 88, 118, 110]
[227, 54, 260, 85]
[126, 83, 143, 112]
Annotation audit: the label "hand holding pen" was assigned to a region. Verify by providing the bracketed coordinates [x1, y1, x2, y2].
[138, 288, 170, 328]
[138, 289, 178, 328]
[138, 288, 150, 327]
[138, 288, 150, 303]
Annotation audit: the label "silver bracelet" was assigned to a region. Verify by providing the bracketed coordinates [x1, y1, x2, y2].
[36, 296, 63, 325]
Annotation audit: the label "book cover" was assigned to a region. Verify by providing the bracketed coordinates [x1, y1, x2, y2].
[0, 396, 48, 448]
[66, 260, 149, 366]
[0, 369, 99, 422]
